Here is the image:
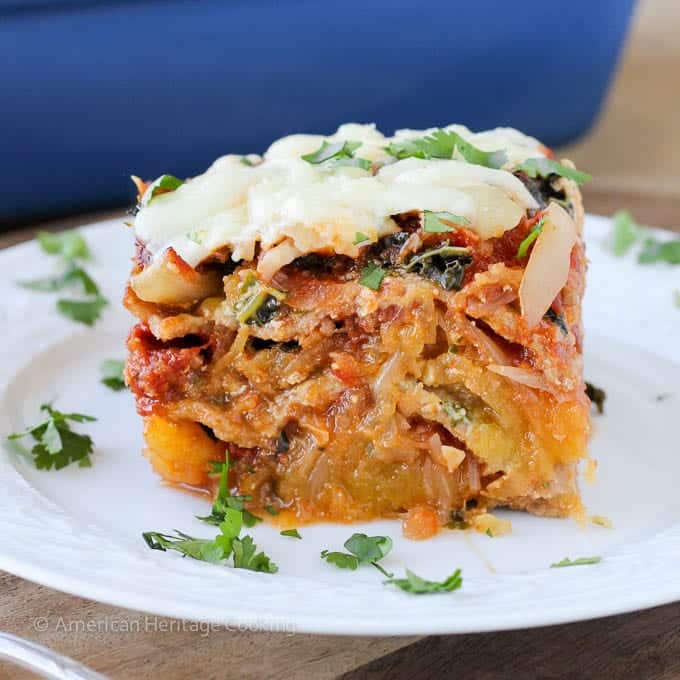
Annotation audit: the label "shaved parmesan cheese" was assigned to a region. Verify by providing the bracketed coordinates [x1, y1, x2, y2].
[519, 203, 577, 328]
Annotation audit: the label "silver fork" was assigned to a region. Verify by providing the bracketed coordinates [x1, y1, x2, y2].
[0, 633, 107, 679]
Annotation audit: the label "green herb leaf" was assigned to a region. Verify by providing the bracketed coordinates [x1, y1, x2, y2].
[320, 550, 359, 570]
[7, 403, 96, 470]
[57, 295, 108, 326]
[37, 230, 90, 260]
[610, 210, 641, 256]
[145, 509, 277, 572]
[240, 156, 254, 166]
[143, 531, 228, 564]
[321, 533, 393, 575]
[386, 129, 507, 169]
[344, 533, 392, 563]
[359, 264, 386, 290]
[516, 216, 546, 258]
[265, 504, 280, 516]
[423, 211, 471, 234]
[384, 568, 463, 594]
[353, 232, 370, 245]
[585, 382, 606, 415]
[638, 237, 680, 265]
[19, 264, 99, 296]
[100, 359, 126, 391]
[232, 535, 278, 573]
[144, 175, 184, 206]
[280, 528, 302, 539]
[550, 556, 602, 568]
[301, 140, 371, 170]
[515, 158, 591, 186]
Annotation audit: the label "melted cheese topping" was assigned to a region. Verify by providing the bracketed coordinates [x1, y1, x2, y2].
[134, 123, 545, 269]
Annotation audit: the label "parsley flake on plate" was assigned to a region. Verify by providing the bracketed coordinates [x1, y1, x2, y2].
[144, 504, 276, 574]
[423, 210, 471, 234]
[301, 140, 371, 171]
[515, 158, 592, 186]
[609, 210, 641, 256]
[145, 456, 276, 573]
[100, 359, 126, 391]
[19, 229, 108, 326]
[36, 229, 91, 260]
[359, 263, 386, 290]
[550, 556, 602, 568]
[321, 533, 393, 577]
[280, 529, 302, 539]
[384, 568, 463, 594]
[56, 296, 108, 326]
[385, 129, 507, 169]
[7, 404, 96, 470]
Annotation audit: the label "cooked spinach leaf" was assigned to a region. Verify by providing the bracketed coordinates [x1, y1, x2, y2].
[404, 245, 472, 291]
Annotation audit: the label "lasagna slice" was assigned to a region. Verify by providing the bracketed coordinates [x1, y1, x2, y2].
[125, 123, 591, 538]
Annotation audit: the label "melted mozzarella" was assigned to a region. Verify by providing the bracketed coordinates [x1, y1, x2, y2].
[133, 123, 545, 270]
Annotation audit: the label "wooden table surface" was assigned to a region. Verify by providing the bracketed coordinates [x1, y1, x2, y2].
[2, 0, 680, 676]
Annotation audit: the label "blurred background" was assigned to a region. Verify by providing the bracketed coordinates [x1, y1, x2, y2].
[0, 0, 678, 230]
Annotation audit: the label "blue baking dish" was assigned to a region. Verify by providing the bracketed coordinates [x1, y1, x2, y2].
[0, 0, 635, 222]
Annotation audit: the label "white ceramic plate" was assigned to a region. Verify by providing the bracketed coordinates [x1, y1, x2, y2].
[1, 214, 678, 635]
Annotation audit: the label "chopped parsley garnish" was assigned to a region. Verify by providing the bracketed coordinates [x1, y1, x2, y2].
[37, 230, 91, 260]
[610, 210, 641, 256]
[146, 453, 276, 573]
[608, 210, 680, 266]
[638, 237, 680, 265]
[486, 529, 494, 538]
[100, 359, 126, 391]
[19, 229, 108, 326]
[404, 245, 472, 291]
[353, 232, 371, 245]
[265, 504, 280, 516]
[585, 382, 606, 415]
[301, 140, 371, 171]
[142, 174, 184, 207]
[321, 533, 393, 577]
[384, 568, 463, 594]
[56, 297, 108, 326]
[240, 156, 255, 166]
[515, 158, 592, 186]
[7, 404, 96, 470]
[516, 216, 546, 258]
[550, 556, 601, 568]
[197, 457, 261, 527]
[280, 529, 302, 539]
[359, 263, 386, 290]
[386, 129, 507, 169]
[143, 519, 277, 574]
[423, 211, 471, 234]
